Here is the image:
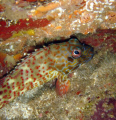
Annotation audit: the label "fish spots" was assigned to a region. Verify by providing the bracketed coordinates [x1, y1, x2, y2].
[26, 82, 34, 90]
[61, 48, 66, 51]
[0, 91, 3, 95]
[34, 83, 38, 87]
[9, 90, 12, 93]
[32, 56, 36, 60]
[56, 45, 60, 49]
[12, 82, 15, 90]
[26, 70, 29, 74]
[13, 91, 16, 97]
[57, 51, 61, 54]
[40, 56, 43, 59]
[39, 80, 43, 85]
[61, 58, 65, 62]
[16, 82, 20, 86]
[20, 65, 32, 80]
[3, 95, 7, 99]
[7, 86, 10, 89]
[36, 73, 42, 77]
[35, 66, 40, 69]
[20, 76, 24, 80]
[56, 79, 70, 96]
[4, 89, 7, 93]
[33, 78, 36, 82]
[0, 38, 94, 109]
[30, 68, 33, 73]
[2, 85, 6, 88]
[42, 67, 45, 69]
[6, 79, 10, 82]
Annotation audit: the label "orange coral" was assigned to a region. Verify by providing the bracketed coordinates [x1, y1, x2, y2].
[13, 53, 23, 61]
[105, 11, 116, 23]
[80, 12, 96, 23]
[33, 2, 60, 17]
[0, 52, 7, 67]
[26, 0, 37, 2]
[0, 4, 5, 12]
[0, 18, 50, 40]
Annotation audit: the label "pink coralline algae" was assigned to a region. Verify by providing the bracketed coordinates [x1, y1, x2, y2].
[91, 98, 116, 120]
[80, 29, 116, 53]
[0, 18, 50, 40]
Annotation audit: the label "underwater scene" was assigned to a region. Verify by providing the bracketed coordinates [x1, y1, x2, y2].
[0, 0, 116, 119]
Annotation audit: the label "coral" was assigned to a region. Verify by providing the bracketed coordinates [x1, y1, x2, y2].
[0, 0, 115, 57]
[24, 0, 37, 2]
[0, 4, 5, 12]
[29, 0, 116, 35]
[0, 0, 115, 40]
[0, 18, 50, 40]
[91, 98, 116, 120]
[0, 0, 116, 119]
[0, 52, 17, 78]
[0, 52, 7, 67]
[80, 29, 116, 53]
[0, 42, 35, 77]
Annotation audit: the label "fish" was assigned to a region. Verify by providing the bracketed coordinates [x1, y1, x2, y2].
[0, 38, 94, 108]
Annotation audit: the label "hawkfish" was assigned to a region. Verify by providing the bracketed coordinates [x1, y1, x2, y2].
[0, 38, 94, 108]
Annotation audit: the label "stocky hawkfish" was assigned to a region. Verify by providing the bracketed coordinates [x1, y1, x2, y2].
[0, 38, 94, 108]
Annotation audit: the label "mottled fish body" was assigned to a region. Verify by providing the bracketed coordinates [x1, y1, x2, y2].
[0, 38, 94, 108]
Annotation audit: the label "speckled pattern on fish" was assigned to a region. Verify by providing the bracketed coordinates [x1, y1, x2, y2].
[0, 38, 94, 108]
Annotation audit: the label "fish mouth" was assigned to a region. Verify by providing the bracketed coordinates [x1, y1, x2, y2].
[89, 46, 94, 58]
[82, 43, 94, 62]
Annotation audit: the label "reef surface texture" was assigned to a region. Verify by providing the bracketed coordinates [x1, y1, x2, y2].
[0, 0, 116, 44]
[0, 0, 116, 119]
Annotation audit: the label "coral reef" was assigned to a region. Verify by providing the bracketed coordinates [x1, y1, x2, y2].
[0, 0, 116, 40]
[0, 0, 115, 56]
[91, 98, 116, 120]
[80, 29, 116, 53]
[0, 0, 116, 119]
[0, 18, 50, 40]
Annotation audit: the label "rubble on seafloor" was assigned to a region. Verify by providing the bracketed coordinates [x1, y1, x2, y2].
[0, 0, 116, 119]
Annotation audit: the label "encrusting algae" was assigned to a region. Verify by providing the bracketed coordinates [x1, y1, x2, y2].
[0, 0, 116, 119]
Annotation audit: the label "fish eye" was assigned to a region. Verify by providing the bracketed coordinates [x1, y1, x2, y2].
[72, 48, 81, 58]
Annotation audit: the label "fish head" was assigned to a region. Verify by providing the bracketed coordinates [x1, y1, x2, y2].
[49, 38, 94, 74]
